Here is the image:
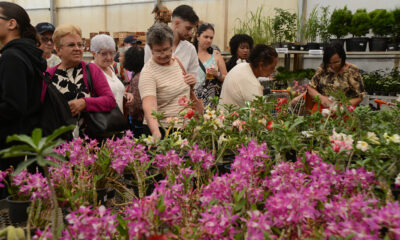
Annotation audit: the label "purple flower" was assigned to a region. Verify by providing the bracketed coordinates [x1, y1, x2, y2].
[198, 205, 239, 238]
[13, 170, 50, 200]
[155, 150, 182, 169]
[0, 170, 7, 188]
[187, 145, 215, 170]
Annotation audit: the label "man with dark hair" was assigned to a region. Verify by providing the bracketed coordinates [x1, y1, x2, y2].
[144, 4, 199, 85]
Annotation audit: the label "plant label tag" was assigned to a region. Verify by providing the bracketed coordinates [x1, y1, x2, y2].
[276, 48, 289, 54]
[309, 50, 323, 55]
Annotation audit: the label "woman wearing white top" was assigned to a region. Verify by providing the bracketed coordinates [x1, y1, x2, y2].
[90, 34, 134, 113]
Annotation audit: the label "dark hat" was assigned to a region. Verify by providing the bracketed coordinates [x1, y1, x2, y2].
[123, 35, 142, 45]
[35, 22, 55, 34]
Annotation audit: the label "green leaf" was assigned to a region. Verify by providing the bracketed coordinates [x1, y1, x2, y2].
[156, 195, 166, 213]
[14, 159, 36, 174]
[31, 128, 43, 146]
[116, 215, 128, 236]
[6, 134, 36, 149]
[45, 125, 75, 143]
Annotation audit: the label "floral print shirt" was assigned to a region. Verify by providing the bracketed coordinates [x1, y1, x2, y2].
[309, 63, 366, 99]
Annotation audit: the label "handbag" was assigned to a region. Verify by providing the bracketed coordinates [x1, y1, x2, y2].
[174, 57, 205, 115]
[83, 64, 129, 138]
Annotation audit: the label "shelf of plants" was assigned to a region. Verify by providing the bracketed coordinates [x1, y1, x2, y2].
[0, 89, 400, 239]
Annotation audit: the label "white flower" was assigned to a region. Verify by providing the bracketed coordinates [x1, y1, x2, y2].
[367, 132, 380, 145]
[258, 119, 267, 125]
[321, 108, 331, 117]
[356, 141, 369, 152]
[203, 109, 216, 121]
[397, 96, 400, 102]
[395, 173, 400, 187]
[143, 136, 154, 145]
[301, 131, 313, 138]
[390, 134, 400, 144]
[218, 133, 227, 145]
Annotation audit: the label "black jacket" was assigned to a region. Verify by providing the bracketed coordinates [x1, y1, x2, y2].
[0, 38, 47, 147]
[225, 57, 238, 72]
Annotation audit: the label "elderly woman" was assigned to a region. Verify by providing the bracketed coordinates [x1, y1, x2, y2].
[219, 44, 278, 108]
[193, 23, 227, 108]
[306, 43, 365, 108]
[90, 34, 133, 114]
[225, 34, 254, 72]
[139, 23, 196, 140]
[46, 24, 116, 137]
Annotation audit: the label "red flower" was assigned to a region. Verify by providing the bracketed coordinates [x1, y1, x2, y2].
[147, 235, 168, 240]
[347, 105, 356, 112]
[178, 96, 189, 107]
[184, 109, 195, 119]
[276, 98, 288, 112]
[267, 120, 273, 130]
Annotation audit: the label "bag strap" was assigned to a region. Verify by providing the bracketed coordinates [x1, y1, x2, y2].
[198, 58, 207, 74]
[85, 63, 94, 95]
[174, 57, 187, 75]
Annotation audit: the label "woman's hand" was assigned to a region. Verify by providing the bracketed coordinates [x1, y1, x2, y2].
[319, 95, 334, 108]
[69, 98, 86, 116]
[207, 66, 219, 78]
[124, 92, 134, 105]
[183, 73, 197, 87]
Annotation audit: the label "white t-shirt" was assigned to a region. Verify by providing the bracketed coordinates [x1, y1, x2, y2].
[102, 69, 125, 113]
[46, 54, 61, 68]
[144, 40, 199, 76]
[218, 63, 263, 108]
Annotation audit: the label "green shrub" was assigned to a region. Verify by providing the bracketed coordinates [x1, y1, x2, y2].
[318, 6, 331, 43]
[390, 8, 400, 41]
[369, 9, 394, 37]
[272, 8, 298, 43]
[349, 9, 370, 37]
[328, 6, 352, 39]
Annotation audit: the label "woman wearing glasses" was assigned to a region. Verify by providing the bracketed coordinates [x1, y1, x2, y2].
[305, 43, 365, 109]
[0, 2, 47, 170]
[46, 25, 116, 137]
[139, 23, 196, 140]
[90, 34, 134, 114]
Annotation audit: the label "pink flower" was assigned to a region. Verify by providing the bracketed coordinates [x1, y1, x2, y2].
[232, 120, 246, 132]
[178, 95, 189, 107]
[184, 109, 195, 119]
[0, 171, 7, 188]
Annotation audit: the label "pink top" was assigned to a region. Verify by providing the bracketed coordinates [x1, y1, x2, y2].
[42, 61, 116, 112]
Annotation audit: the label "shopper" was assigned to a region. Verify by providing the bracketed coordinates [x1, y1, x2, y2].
[90, 34, 133, 114]
[114, 35, 141, 62]
[123, 46, 145, 136]
[139, 23, 195, 140]
[306, 43, 365, 109]
[35, 22, 61, 68]
[45, 24, 116, 137]
[0, 2, 47, 170]
[219, 44, 278, 108]
[144, 4, 199, 85]
[193, 23, 227, 108]
[225, 34, 254, 72]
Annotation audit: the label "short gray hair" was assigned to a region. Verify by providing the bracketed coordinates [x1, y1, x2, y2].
[90, 34, 116, 53]
[146, 23, 174, 49]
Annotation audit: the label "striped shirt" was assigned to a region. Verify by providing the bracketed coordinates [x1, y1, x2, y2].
[139, 58, 190, 124]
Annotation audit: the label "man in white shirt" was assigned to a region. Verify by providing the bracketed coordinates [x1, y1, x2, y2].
[145, 4, 199, 84]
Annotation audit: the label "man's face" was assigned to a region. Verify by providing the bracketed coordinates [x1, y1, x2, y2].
[175, 19, 195, 41]
[39, 31, 55, 55]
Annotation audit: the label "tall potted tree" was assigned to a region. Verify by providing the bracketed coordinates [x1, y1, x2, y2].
[369, 9, 394, 51]
[328, 6, 352, 47]
[346, 9, 370, 52]
[272, 8, 298, 48]
[318, 6, 331, 50]
[304, 6, 320, 50]
[388, 8, 400, 51]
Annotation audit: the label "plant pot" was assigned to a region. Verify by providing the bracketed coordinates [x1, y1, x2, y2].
[319, 42, 329, 50]
[7, 195, 31, 224]
[281, 42, 291, 48]
[369, 37, 388, 51]
[96, 188, 108, 205]
[387, 42, 399, 51]
[329, 38, 345, 47]
[299, 44, 308, 51]
[306, 42, 320, 50]
[285, 150, 297, 162]
[346, 37, 368, 51]
[289, 44, 300, 50]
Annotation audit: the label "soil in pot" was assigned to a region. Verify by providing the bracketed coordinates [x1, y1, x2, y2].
[346, 38, 368, 51]
[7, 195, 31, 224]
[329, 39, 345, 47]
[306, 42, 320, 50]
[369, 37, 388, 51]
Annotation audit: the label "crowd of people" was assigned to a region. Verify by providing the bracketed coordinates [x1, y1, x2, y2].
[0, 2, 366, 170]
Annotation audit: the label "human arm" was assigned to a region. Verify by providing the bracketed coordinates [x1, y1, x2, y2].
[124, 92, 134, 105]
[144, 44, 152, 64]
[142, 96, 161, 139]
[215, 51, 227, 82]
[306, 85, 334, 107]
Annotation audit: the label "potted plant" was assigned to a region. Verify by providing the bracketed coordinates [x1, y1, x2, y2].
[346, 9, 370, 52]
[272, 8, 298, 48]
[328, 6, 352, 46]
[369, 9, 394, 51]
[388, 8, 400, 51]
[304, 6, 320, 50]
[318, 6, 331, 50]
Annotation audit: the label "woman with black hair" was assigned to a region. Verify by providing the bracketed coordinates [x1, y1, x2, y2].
[306, 43, 365, 108]
[225, 34, 254, 72]
[0, 2, 47, 170]
[193, 23, 227, 108]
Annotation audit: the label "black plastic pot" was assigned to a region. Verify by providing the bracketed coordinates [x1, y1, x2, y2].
[289, 44, 300, 50]
[299, 44, 308, 51]
[318, 42, 329, 50]
[369, 37, 388, 51]
[7, 195, 31, 224]
[329, 39, 345, 47]
[96, 188, 108, 205]
[306, 42, 320, 50]
[387, 42, 399, 51]
[281, 42, 291, 48]
[346, 38, 368, 51]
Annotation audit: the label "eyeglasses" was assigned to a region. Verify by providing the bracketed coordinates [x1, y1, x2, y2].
[152, 47, 172, 56]
[98, 51, 116, 57]
[61, 42, 84, 49]
[0, 16, 10, 21]
[41, 37, 53, 43]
